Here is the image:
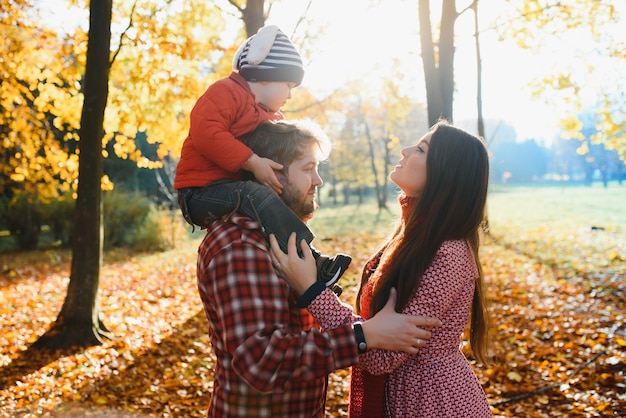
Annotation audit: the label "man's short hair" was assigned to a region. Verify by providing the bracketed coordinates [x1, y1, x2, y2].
[241, 120, 331, 175]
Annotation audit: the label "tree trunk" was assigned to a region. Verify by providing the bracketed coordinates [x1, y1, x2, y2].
[419, 0, 441, 126]
[419, 0, 458, 126]
[241, 0, 266, 36]
[472, 0, 485, 139]
[363, 119, 387, 211]
[382, 135, 392, 208]
[439, 0, 457, 122]
[471, 0, 490, 234]
[35, 0, 113, 349]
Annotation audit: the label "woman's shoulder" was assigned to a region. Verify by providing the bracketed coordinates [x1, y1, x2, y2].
[438, 239, 471, 256]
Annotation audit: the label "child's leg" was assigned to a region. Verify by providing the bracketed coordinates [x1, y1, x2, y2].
[234, 180, 313, 253]
[236, 181, 351, 288]
[179, 180, 314, 246]
[179, 180, 242, 228]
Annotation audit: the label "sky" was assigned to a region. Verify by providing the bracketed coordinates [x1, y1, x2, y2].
[260, 0, 624, 144]
[262, 0, 563, 142]
[38, 0, 624, 145]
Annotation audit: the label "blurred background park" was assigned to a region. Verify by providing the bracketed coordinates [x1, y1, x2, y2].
[2, 0, 624, 253]
[1, 0, 624, 416]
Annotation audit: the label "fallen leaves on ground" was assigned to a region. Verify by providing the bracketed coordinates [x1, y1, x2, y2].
[0, 226, 624, 417]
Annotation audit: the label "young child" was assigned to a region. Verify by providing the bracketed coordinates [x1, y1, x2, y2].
[175, 25, 350, 289]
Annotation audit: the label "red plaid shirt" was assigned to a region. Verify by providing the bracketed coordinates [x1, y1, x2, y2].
[197, 214, 359, 417]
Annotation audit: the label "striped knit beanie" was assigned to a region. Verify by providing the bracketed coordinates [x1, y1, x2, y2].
[233, 25, 304, 86]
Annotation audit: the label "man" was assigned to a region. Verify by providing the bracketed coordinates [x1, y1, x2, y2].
[196, 119, 440, 417]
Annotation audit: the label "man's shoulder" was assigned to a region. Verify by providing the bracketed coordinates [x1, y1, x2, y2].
[200, 214, 266, 251]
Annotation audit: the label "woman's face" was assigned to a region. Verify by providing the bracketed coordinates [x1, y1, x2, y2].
[389, 131, 432, 197]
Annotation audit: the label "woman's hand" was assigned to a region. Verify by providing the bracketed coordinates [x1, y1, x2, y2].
[362, 289, 442, 354]
[269, 232, 316, 295]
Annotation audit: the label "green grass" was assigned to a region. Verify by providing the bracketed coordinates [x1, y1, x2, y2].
[312, 184, 625, 237]
[484, 184, 625, 277]
[2, 184, 624, 260]
[487, 183, 625, 234]
[310, 199, 399, 238]
[310, 184, 626, 278]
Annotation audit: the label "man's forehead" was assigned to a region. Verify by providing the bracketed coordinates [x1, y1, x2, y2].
[293, 144, 322, 165]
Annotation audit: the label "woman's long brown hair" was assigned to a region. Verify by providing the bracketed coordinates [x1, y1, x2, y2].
[361, 120, 491, 365]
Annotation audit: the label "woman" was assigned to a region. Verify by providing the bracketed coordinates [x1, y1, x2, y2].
[270, 119, 492, 417]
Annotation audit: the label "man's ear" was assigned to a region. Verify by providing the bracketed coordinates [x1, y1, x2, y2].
[276, 170, 288, 184]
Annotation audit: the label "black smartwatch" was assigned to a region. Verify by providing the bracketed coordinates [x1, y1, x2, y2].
[353, 322, 367, 354]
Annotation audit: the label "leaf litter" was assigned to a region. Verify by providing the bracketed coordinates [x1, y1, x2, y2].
[0, 226, 624, 417]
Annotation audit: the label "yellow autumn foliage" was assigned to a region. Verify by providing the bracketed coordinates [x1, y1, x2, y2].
[496, 0, 625, 162]
[1, 0, 228, 201]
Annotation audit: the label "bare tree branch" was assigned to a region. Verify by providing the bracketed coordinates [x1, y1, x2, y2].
[154, 158, 177, 206]
[110, 0, 177, 67]
[226, 0, 245, 14]
[291, 0, 313, 37]
[110, 0, 138, 67]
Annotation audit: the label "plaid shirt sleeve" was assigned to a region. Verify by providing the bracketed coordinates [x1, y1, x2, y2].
[197, 217, 358, 394]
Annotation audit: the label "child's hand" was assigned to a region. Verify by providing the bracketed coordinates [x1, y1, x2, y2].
[244, 154, 284, 194]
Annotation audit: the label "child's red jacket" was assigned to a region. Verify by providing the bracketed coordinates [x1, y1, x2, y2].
[174, 72, 283, 189]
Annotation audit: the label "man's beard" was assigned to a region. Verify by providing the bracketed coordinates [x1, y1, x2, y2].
[281, 181, 315, 220]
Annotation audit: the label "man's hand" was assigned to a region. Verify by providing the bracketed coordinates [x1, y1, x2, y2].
[271, 234, 442, 356]
[243, 153, 284, 194]
[362, 289, 442, 354]
[269, 233, 316, 295]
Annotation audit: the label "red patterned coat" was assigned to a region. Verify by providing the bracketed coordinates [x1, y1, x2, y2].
[307, 239, 492, 417]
